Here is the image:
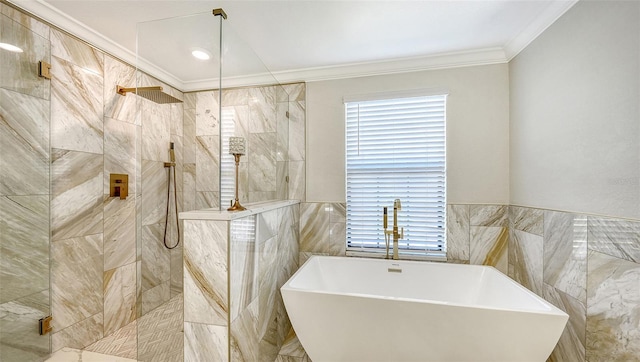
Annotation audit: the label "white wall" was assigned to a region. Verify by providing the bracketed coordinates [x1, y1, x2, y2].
[510, 0, 640, 219]
[306, 64, 510, 204]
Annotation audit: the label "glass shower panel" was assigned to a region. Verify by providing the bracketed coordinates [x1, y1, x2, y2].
[0, 12, 52, 362]
[220, 22, 290, 207]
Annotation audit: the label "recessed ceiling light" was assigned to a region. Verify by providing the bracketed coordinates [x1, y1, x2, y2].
[191, 48, 211, 60]
[0, 42, 24, 53]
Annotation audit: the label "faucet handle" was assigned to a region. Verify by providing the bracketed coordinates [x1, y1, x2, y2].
[400, 227, 404, 239]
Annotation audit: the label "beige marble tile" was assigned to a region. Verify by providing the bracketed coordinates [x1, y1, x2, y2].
[51, 313, 103, 351]
[586, 250, 640, 360]
[222, 88, 250, 107]
[170, 134, 184, 194]
[543, 284, 586, 362]
[184, 322, 227, 362]
[141, 223, 170, 290]
[1, 5, 50, 40]
[141, 160, 167, 225]
[544, 211, 587, 303]
[288, 100, 306, 162]
[183, 220, 228, 325]
[470, 204, 508, 227]
[196, 191, 220, 209]
[223, 105, 250, 139]
[509, 205, 543, 236]
[103, 262, 136, 336]
[196, 135, 220, 192]
[288, 161, 306, 201]
[84, 320, 137, 360]
[470, 226, 508, 273]
[103, 196, 136, 271]
[183, 163, 196, 211]
[196, 90, 220, 136]
[104, 55, 138, 124]
[184, 92, 196, 110]
[47, 347, 136, 362]
[447, 204, 470, 262]
[509, 229, 544, 295]
[249, 86, 277, 133]
[170, 246, 184, 297]
[51, 149, 103, 240]
[142, 280, 170, 315]
[277, 161, 288, 200]
[50, 29, 103, 75]
[0, 88, 50, 196]
[171, 102, 184, 136]
[141, 100, 171, 162]
[230, 299, 260, 362]
[0, 14, 50, 99]
[0, 195, 49, 303]
[248, 132, 277, 193]
[300, 203, 331, 254]
[230, 217, 258, 322]
[588, 216, 640, 263]
[0, 290, 50, 361]
[51, 234, 103, 331]
[104, 117, 136, 194]
[51, 56, 104, 154]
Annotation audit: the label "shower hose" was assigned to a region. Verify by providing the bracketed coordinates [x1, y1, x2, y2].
[163, 164, 180, 249]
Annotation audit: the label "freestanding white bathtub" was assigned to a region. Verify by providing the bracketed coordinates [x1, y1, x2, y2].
[281, 256, 568, 362]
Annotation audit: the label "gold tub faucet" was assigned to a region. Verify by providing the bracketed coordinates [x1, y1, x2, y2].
[383, 199, 404, 260]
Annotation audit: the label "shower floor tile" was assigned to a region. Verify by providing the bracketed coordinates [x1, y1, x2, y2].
[82, 293, 183, 361]
[46, 347, 137, 362]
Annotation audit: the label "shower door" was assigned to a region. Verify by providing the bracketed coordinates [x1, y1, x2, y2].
[0, 8, 52, 362]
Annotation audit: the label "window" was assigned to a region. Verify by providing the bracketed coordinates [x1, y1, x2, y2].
[345, 93, 447, 259]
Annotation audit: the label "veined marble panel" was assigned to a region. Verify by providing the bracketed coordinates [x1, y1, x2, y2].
[0, 14, 50, 99]
[51, 234, 103, 331]
[51, 29, 103, 75]
[51, 149, 103, 240]
[141, 280, 170, 315]
[543, 211, 587, 303]
[171, 103, 184, 136]
[51, 313, 103, 352]
[586, 250, 640, 360]
[137, 293, 184, 361]
[183, 220, 228, 325]
[223, 105, 250, 140]
[230, 216, 258, 322]
[509, 206, 543, 235]
[195, 90, 220, 136]
[103, 262, 136, 335]
[183, 108, 196, 164]
[249, 191, 276, 203]
[230, 299, 260, 362]
[276, 103, 289, 163]
[47, 347, 136, 362]
[84, 320, 137, 360]
[104, 117, 136, 194]
[249, 86, 277, 133]
[248, 132, 276, 192]
[277, 161, 288, 200]
[184, 322, 228, 362]
[288, 100, 306, 162]
[104, 55, 138, 124]
[141, 160, 167, 225]
[509, 229, 543, 295]
[280, 83, 306, 102]
[0, 88, 49, 196]
[222, 88, 250, 107]
[1, 4, 50, 40]
[288, 161, 306, 201]
[141, 223, 170, 290]
[184, 163, 196, 211]
[470, 226, 508, 273]
[0, 195, 49, 303]
[196, 135, 220, 192]
[543, 284, 586, 362]
[277, 329, 310, 362]
[103, 195, 136, 271]
[300, 203, 331, 254]
[51, 56, 104, 154]
[196, 191, 220, 210]
[588, 216, 640, 263]
[470, 204, 508, 227]
[446, 205, 470, 262]
[170, 246, 183, 297]
[184, 92, 196, 110]
[141, 100, 171, 162]
[0, 290, 50, 361]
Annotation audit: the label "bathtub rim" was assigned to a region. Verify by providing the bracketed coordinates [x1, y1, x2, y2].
[281, 255, 568, 318]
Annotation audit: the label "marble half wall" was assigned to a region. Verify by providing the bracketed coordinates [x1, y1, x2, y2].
[182, 201, 299, 361]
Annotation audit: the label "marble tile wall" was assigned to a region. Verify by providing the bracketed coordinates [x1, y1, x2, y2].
[184, 82, 306, 211]
[183, 202, 299, 361]
[1, 5, 186, 359]
[0, 6, 52, 361]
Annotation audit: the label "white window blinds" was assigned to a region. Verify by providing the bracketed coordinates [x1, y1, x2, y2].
[345, 94, 447, 258]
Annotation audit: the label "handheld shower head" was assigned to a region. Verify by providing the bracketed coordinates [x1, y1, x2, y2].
[169, 142, 175, 164]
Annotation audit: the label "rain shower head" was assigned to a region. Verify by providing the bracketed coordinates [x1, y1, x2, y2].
[116, 85, 183, 104]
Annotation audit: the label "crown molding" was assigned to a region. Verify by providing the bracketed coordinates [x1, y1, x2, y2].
[504, 0, 579, 61]
[6, 0, 184, 90]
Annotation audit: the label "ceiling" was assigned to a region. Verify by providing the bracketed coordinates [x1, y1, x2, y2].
[9, 0, 577, 91]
